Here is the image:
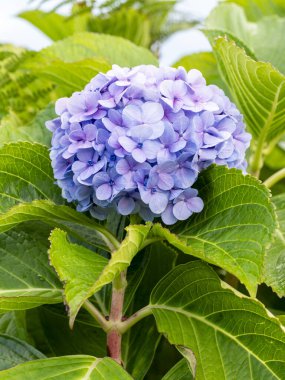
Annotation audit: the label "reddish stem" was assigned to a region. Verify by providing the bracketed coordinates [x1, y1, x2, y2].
[107, 273, 126, 364]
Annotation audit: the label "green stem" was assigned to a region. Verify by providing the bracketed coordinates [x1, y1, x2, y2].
[119, 306, 153, 334]
[83, 300, 110, 332]
[250, 139, 265, 178]
[263, 168, 285, 189]
[107, 270, 127, 364]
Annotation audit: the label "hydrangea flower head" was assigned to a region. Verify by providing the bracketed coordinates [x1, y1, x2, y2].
[47, 64, 251, 224]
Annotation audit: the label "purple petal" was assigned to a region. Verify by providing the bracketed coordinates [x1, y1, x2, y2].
[149, 192, 169, 214]
[96, 184, 112, 200]
[118, 197, 135, 215]
[160, 80, 174, 99]
[118, 136, 137, 152]
[173, 201, 192, 220]
[116, 159, 130, 175]
[158, 173, 174, 190]
[161, 204, 177, 225]
[141, 102, 164, 123]
[132, 148, 146, 163]
[187, 197, 204, 213]
[55, 97, 68, 115]
[143, 140, 162, 160]
[122, 104, 142, 126]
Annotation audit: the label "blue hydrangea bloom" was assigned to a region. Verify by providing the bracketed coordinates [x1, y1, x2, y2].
[46, 65, 251, 225]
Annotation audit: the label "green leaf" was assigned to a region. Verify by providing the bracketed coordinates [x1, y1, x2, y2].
[0, 104, 55, 147]
[0, 223, 62, 313]
[27, 305, 106, 357]
[90, 223, 151, 297]
[89, 8, 151, 48]
[225, 0, 285, 20]
[0, 200, 118, 252]
[211, 37, 285, 173]
[263, 194, 285, 297]
[123, 242, 177, 380]
[161, 359, 192, 380]
[0, 45, 55, 128]
[0, 142, 63, 213]
[0, 334, 45, 371]
[173, 52, 227, 92]
[151, 261, 285, 380]
[206, 3, 285, 74]
[152, 165, 276, 296]
[0, 355, 133, 379]
[0, 311, 31, 343]
[32, 58, 110, 92]
[49, 229, 108, 327]
[19, 11, 75, 41]
[36, 32, 158, 66]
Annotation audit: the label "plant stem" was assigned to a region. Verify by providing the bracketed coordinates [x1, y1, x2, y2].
[250, 140, 264, 178]
[119, 306, 153, 334]
[83, 300, 110, 332]
[107, 270, 127, 364]
[263, 168, 285, 189]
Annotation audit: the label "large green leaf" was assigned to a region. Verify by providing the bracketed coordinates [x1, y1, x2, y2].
[0, 223, 62, 313]
[151, 261, 285, 380]
[225, 0, 285, 20]
[0, 355, 133, 379]
[0, 142, 63, 212]
[0, 334, 45, 371]
[27, 305, 106, 357]
[151, 165, 276, 296]
[161, 359, 192, 380]
[206, 3, 285, 74]
[49, 229, 108, 327]
[35, 32, 158, 66]
[173, 52, 227, 92]
[0, 200, 118, 251]
[263, 194, 285, 297]
[211, 37, 285, 173]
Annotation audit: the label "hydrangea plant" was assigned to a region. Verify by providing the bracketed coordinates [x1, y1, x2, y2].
[0, 1, 285, 379]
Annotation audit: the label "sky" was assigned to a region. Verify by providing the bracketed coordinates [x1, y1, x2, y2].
[0, 0, 218, 65]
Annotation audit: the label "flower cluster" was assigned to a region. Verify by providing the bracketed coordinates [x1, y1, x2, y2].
[46, 64, 251, 224]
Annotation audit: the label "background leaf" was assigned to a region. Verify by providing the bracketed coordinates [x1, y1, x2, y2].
[225, 0, 285, 20]
[27, 305, 106, 358]
[49, 229, 108, 327]
[0, 334, 45, 371]
[151, 261, 285, 380]
[161, 359, 192, 380]
[123, 242, 177, 379]
[0, 223, 62, 313]
[34, 32, 158, 67]
[151, 165, 276, 296]
[0, 355, 133, 379]
[206, 3, 285, 74]
[0, 142, 63, 213]
[263, 194, 285, 297]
